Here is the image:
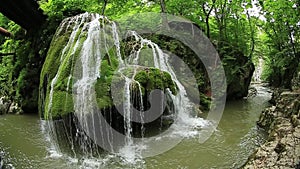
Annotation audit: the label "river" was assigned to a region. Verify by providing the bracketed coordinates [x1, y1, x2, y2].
[0, 84, 272, 169]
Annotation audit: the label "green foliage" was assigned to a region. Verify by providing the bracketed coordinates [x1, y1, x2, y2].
[257, 0, 300, 88]
[39, 0, 160, 21]
[0, 12, 58, 113]
[39, 0, 91, 19]
[0, 14, 9, 46]
[0, 16, 22, 100]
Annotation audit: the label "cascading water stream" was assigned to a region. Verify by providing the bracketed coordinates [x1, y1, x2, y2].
[125, 31, 207, 132]
[46, 13, 90, 156]
[45, 13, 209, 165]
[253, 58, 264, 83]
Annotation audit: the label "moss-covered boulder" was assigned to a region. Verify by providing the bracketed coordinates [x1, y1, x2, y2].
[39, 13, 180, 155]
[221, 48, 255, 100]
[39, 13, 115, 119]
[39, 13, 178, 121]
[122, 34, 212, 110]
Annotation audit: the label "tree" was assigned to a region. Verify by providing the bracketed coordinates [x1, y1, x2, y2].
[258, 0, 299, 88]
[201, 0, 216, 39]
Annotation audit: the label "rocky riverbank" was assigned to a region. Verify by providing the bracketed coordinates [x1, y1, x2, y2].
[243, 89, 300, 169]
[0, 97, 22, 115]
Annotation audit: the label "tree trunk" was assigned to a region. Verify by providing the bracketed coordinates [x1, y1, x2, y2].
[246, 10, 255, 59]
[160, 0, 169, 30]
[160, 0, 167, 13]
[287, 24, 297, 59]
[102, 0, 108, 16]
[202, 0, 216, 39]
[0, 27, 11, 37]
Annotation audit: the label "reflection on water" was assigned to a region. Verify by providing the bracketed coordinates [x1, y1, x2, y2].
[0, 84, 271, 169]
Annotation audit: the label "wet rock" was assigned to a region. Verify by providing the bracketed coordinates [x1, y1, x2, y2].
[0, 97, 22, 115]
[274, 142, 286, 154]
[0, 97, 10, 115]
[246, 87, 257, 98]
[292, 115, 300, 127]
[243, 89, 300, 168]
[8, 102, 22, 114]
[226, 61, 255, 100]
[0, 154, 3, 169]
[257, 106, 277, 130]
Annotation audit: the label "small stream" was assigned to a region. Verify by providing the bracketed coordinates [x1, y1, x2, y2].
[0, 84, 272, 169]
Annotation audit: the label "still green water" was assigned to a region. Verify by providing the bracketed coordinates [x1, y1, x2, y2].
[0, 85, 271, 169]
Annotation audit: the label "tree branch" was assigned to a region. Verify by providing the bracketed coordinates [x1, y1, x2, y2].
[246, 10, 255, 59]
[0, 27, 11, 37]
[102, 0, 108, 16]
[202, 0, 216, 38]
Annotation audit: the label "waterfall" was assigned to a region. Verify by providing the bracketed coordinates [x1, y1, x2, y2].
[125, 31, 206, 132]
[44, 13, 209, 165]
[46, 13, 89, 156]
[253, 58, 264, 83]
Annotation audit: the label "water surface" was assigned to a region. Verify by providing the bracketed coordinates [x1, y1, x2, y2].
[0, 84, 271, 169]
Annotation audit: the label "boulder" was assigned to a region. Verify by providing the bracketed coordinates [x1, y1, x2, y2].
[0, 97, 10, 115]
[0, 97, 22, 115]
[39, 13, 179, 155]
[223, 54, 255, 100]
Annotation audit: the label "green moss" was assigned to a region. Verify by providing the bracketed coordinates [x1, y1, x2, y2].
[40, 23, 87, 119]
[134, 68, 178, 95]
[40, 34, 70, 118]
[40, 23, 180, 119]
[94, 66, 177, 109]
[41, 35, 69, 80]
[94, 48, 120, 109]
[95, 77, 112, 109]
[96, 96, 113, 109]
[121, 67, 135, 78]
[124, 34, 212, 109]
[47, 91, 74, 119]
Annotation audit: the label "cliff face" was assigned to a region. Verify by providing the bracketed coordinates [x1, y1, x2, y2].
[243, 90, 300, 169]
